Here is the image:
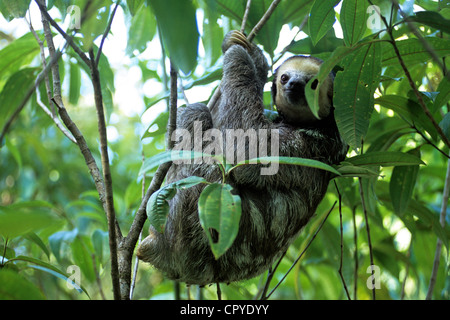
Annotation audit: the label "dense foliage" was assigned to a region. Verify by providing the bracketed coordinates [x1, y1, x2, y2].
[0, 0, 449, 300]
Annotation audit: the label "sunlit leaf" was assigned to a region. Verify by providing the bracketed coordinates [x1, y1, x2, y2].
[308, 0, 340, 46]
[198, 183, 241, 259]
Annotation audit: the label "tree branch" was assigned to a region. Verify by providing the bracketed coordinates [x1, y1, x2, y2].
[96, 0, 121, 67]
[88, 48, 121, 300]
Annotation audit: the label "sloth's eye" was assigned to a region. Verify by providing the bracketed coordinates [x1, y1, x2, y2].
[280, 74, 289, 84]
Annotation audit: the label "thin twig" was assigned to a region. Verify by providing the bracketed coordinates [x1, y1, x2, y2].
[335, 182, 351, 300]
[35, 0, 90, 66]
[426, 151, 450, 299]
[247, 0, 282, 42]
[241, 0, 252, 33]
[88, 48, 121, 300]
[358, 178, 376, 300]
[264, 202, 337, 300]
[96, 0, 121, 67]
[28, 15, 76, 144]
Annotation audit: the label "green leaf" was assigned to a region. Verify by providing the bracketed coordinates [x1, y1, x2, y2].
[340, 0, 368, 47]
[148, 0, 199, 74]
[147, 176, 208, 233]
[309, 0, 340, 46]
[381, 38, 450, 66]
[48, 229, 78, 261]
[389, 150, 420, 215]
[127, 0, 145, 16]
[435, 76, 450, 110]
[232, 156, 341, 176]
[71, 237, 95, 282]
[408, 11, 450, 34]
[68, 62, 81, 105]
[0, 0, 31, 21]
[439, 112, 450, 140]
[0, 201, 60, 240]
[139, 150, 223, 176]
[0, 32, 39, 81]
[8, 255, 90, 297]
[344, 151, 425, 167]
[0, 68, 39, 130]
[375, 95, 438, 140]
[334, 41, 381, 149]
[0, 269, 45, 300]
[127, 4, 157, 55]
[198, 183, 242, 259]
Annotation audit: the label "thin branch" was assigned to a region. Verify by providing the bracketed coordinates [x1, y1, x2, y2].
[264, 202, 337, 300]
[358, 178, 376, 300]
[0, 48, 63, 145]
[168, 62, 178, 149]
[247, 0, 281, 42]
[241, 0, 252, 33]
[426, 151, 450, 299]
[28, 16, 76, 144]
[335, 182, 351, 300]
[96, 0, 121, 67]
[258, 250, 286, 300]
[88, 48, 121, 300]
[35, 0, 90, 66]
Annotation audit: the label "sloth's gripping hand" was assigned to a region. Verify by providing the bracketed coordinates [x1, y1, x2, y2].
[221, 30, 251, 53]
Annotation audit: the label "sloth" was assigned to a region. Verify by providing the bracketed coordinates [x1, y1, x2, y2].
[136, 31, 347, 286]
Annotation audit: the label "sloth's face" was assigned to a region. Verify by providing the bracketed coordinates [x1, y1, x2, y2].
[273, 56, 333, 125]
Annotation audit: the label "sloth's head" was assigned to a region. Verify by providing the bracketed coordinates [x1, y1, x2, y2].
[272, 56, 334, 125]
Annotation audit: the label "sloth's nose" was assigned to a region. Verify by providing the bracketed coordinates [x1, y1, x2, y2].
[286, 78, 305, 91]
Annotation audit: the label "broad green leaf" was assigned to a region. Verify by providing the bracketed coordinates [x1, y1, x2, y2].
[79, 1, 111, 51]
[8, 255, 90, 297]
[147, 176, 208, 233]
[382, 38, 450, 66]
[139, 150, 223, 176]
[309, 0, 340, 46]
[198, 183, 242, 259]
[439, 112, 450, 140]
[0, 32, 39, 82]
[127, 4, 157, 55]
[49, 229, 78, 261]
[375, 95, 438, 140]
[148, 0, 199, 74]
[335, 164, 380, 177]
[344, 151, 425, 167]
[92, 229, 108, 263]
[232, 156, 341, 176]
[127, 0, 145, 16]
[0, 68, 39, 130]
[389, 150, 420, 215]
[0, 0, 31, 21]
[434, 76, 450, 111]
[24, 233, 50, 259]
[334, 41, 381, 149]
[0, 269, 45, 300]
[0, 201, 60, 240]
[408, 11, 450, 34]
[72, 237, 96, 282]
[69, 62, 81, 105]
[340, 0, 368, 47]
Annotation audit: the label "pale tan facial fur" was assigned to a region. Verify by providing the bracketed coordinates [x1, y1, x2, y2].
[274, 57, 333, 125]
